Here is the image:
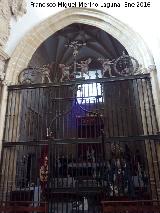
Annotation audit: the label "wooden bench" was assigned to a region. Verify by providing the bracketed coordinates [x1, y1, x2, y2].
[101, 200, 160, 213]
[0, 201, 48, 213]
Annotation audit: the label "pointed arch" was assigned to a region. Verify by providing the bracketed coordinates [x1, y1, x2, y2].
[5, 8, 154, 84]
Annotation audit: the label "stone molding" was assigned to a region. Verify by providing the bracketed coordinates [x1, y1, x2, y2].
[0, 0, 27, 47]
[0, 48, 9, 61]
[0, 48, 9, 82]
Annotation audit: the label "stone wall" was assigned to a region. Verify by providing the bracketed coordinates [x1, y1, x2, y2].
[0, 0, 27, 118]
[0, 49, 9, 108]
[0, 0, 26, 48]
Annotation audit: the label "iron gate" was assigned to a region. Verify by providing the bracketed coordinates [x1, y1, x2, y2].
[1, 74, 160, 213]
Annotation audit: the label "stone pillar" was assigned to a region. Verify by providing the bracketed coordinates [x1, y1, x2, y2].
[0, 49, 9, 160]
[145, 139, 160, 199]
[148, 65, 160, 129]
[0, 49, 9, 104]
[144, 66, 160, 199]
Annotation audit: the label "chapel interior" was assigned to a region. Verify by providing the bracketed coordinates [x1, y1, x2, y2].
[0, 22, 160, 213]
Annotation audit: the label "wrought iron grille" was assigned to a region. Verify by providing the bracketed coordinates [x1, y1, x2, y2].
[0, 138, 160, 212]
[3, 74, 159, 143]
[1, 74, 160, 213]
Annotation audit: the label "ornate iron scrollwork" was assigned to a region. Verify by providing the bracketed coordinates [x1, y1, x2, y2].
[76, 58, 92, 78]
[47, 84, 78, 138]
[18, 50, 148, 85]
[59, 64, 75, 82]
[113, 51, 139, 76]
[98, 58, 115, 77]
[18, 65, 52, 84]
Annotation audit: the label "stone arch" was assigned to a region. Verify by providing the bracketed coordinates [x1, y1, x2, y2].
[5, 8, 155, 84]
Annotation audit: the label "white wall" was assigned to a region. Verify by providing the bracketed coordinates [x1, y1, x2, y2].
[5, 0, 160, 76]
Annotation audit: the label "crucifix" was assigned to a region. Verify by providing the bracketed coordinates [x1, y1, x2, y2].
[65, 41, 86, 74]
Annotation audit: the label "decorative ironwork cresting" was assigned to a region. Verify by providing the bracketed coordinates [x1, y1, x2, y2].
[65, 40, 86, 74]
[98, 58, 115, 77]
[77, 58, 92, 78]
[113, 51, 139, 76]
[18, 64, 52, 84]
[18, 49, 148, 85]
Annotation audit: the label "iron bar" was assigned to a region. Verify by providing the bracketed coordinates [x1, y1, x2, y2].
[8, 74, 150, 90]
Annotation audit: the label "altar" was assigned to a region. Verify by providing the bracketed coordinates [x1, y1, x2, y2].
[76, 115, 104, 138]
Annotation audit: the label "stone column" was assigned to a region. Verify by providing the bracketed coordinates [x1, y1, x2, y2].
[148, 65, 160, 128]
[144, 66, 160, 199]
[0, 49, 9, 105]
[0, 49, 9, 161]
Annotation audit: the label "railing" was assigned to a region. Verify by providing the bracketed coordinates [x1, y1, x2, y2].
[3, 74, 159, 142]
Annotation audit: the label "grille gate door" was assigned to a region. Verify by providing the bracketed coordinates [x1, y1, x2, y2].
[1, 74, 160, 213]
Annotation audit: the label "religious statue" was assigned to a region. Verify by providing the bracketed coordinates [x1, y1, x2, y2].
[77, 58, 92, 78]
[65, 41, 86, 74]
[40, 155, 48, 190]
[59, 64, 71, 82]
[41, 64, 52, 83]
[98, 58, 115, 77]
[109, 183, 119, 196]
[86, 146, 95, 163]
[71, 42, 79, 58]
[66, 41, 86, 58]
[102, 59, 115, 77]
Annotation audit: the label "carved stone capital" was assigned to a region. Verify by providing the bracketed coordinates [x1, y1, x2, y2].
[2, 79, 13, 86]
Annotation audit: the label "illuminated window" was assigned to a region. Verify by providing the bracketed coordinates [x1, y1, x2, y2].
[77, 83, 103, 104]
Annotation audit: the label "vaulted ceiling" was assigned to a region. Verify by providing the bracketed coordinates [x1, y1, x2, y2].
[29, 23, 127, 70]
